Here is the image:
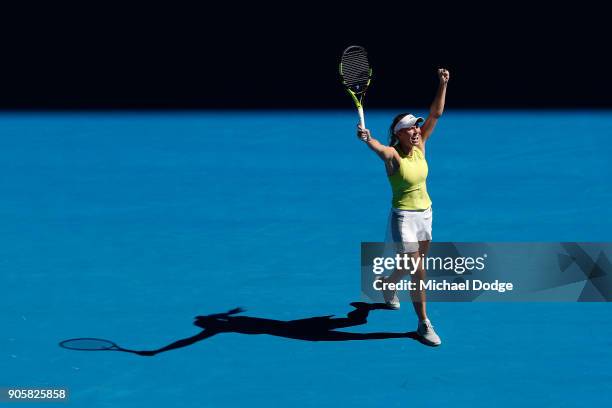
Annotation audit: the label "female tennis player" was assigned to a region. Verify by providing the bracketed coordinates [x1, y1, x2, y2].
[357, 68, 449, 346]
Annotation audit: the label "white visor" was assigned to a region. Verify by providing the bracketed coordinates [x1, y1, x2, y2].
[393, 114, 424, 134]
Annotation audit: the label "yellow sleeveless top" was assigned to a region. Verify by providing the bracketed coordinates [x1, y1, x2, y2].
[388, 146, 432, 210]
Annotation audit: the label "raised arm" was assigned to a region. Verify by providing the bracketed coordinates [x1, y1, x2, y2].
[134, 330, 219, 356]
[420, 68, 450, 142]
[357, 125, 396, 162]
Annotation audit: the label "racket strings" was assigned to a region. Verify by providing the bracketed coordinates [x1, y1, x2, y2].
[59, 338, 117, 350]
[341, 47, 371, 90]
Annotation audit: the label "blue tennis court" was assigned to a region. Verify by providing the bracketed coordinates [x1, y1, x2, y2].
[1, 111, 611, 406]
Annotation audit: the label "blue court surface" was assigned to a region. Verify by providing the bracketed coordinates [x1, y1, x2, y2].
[1, 111, 611, 407]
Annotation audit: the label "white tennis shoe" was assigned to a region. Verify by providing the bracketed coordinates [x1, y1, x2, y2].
[417, 319, 441, 346]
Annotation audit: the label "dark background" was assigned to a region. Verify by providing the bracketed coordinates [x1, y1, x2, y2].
[1, 4, 608, 109]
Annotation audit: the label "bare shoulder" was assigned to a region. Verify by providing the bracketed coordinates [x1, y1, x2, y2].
[389, 145, 402, 161]
[385, 146, 402, 176]
[381, 144, 401, 162]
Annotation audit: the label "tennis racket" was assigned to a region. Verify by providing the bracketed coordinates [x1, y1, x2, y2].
[59, 338, 134, 353]
[339, 45, 372, 128]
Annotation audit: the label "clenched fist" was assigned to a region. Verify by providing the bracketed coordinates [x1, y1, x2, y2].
[438, 68, 450, 84]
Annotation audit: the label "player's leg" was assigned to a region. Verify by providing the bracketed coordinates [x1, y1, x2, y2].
[414, 238, 441, 346]
[410, 240, 430, 321]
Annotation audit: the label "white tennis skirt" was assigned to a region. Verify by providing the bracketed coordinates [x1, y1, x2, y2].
[385, 207, 433, 253]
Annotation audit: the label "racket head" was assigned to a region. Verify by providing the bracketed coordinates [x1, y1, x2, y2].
[339, 45, 372, 95]
[59, 338, 120, 351]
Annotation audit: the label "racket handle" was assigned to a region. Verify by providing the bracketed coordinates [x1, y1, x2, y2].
[357, 106, 365, 128]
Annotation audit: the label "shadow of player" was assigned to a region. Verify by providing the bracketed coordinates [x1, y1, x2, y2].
[135, 302, 422, 356]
